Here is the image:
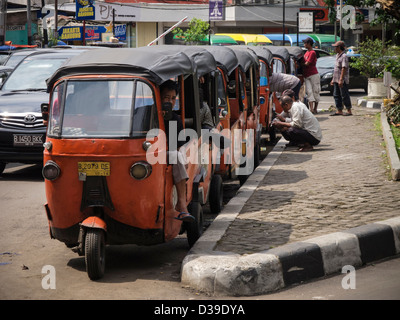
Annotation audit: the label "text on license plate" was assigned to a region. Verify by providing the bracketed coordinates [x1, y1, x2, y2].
[78, 162, 110, 176]
[13, 134, 43, 147]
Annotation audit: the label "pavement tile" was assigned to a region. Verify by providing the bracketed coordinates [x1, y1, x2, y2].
[215, 106, 400, 254]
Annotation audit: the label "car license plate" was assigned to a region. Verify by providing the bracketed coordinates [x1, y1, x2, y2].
[78, 162, 110, 176]
[13, 134, 43, 147]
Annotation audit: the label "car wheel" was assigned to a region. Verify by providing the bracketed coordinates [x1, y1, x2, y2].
[0, 162, 6, 175]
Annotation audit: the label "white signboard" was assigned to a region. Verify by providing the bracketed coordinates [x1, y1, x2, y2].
[299, 12, 314, 33]
[95, 3, 140, 22]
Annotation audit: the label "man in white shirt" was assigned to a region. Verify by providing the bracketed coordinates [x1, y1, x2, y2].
[272, 95, 322, 152]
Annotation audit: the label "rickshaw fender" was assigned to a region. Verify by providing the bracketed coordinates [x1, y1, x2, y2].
[81, 216, 107, 232]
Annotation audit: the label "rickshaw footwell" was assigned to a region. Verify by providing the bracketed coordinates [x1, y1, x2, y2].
[49, 213, 164, 248]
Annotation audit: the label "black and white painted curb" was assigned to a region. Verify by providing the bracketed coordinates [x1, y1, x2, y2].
[357, 98, 382, 109]
[181, 138, 400, 296]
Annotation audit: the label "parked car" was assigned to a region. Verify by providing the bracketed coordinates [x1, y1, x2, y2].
[3, 49, 55, 69]
[0, 66, 13, 85]
[316, 54, 368, 95]
[0, 49, 88, 175]
[301, 47, 331, 58]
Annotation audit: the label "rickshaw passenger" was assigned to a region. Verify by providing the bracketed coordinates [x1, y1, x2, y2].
[160, 80, 194, 223]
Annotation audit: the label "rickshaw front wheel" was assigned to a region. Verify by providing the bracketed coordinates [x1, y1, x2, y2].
[85, 229, 106, 280]
[186, 201, 203, 248]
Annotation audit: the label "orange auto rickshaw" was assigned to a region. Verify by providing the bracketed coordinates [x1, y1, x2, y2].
[41, 47, 220, 280]
[245, 46, 275, 142]
[202, 46, 259, 185]
[228, 46, 261, 183]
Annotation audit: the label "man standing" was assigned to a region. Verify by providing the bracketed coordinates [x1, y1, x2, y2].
[302, 37, 320, 114]
[272, 95, 322, 152]
[330, 41, 352, 116]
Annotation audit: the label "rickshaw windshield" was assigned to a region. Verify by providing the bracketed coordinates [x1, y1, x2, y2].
[260, 62, 268, 86]
[273, 59, 285, 73]
[217, 73, 228, 117]
[48, 79, 158, 138]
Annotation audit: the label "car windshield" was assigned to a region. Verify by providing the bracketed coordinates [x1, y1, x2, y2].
[48, 79, 159, 138]
[316, 57, 335, 69]
[4, 53, 29, 68]
[2, 58, 66, 91]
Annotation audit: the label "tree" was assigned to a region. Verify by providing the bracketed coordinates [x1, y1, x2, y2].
[325, 0, 400, 35]
[172, 18, 210, 45]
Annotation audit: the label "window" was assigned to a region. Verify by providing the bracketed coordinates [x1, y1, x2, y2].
[48, 79, 158, 138]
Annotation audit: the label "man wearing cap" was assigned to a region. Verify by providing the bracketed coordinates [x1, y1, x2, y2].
[302, 37, 320, 114]
[330, 41, 352, 116]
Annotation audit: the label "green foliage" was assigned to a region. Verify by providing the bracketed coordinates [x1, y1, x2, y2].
[384, 47, 400, 80]
[350, 38, 388, 78]
[172, 18, 210, 45]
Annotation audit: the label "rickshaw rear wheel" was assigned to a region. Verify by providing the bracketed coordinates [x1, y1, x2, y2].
[85, 228, 106, 280]
[186, 201, 203, 248]
[209, 175, 223, 214]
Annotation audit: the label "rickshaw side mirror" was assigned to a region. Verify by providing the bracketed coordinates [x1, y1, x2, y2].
[228, 80, 236, 94]
[41, 103, 49, 124]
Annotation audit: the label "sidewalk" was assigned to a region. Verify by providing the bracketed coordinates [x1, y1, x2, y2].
[181, 105, 400, 296]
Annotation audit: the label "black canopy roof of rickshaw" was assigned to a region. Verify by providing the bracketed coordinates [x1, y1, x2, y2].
[277, 46, 304, 61]
[228, 46, 260, 72]
[46, 47, 196, 90]
[147, 45, 217, 78]
[201, 45, 239, 75]
[246, 46, 274, 66]
[267, 46, 290, 62]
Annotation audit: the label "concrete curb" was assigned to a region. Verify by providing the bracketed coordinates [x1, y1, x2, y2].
[181, 217, 400, 296]
[181, 127, 400, 296]
[380, 109, 400, 180]
[357, 98, 382, 109]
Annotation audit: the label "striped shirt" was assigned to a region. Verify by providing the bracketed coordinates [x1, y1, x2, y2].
[333, 51, 350, 84]
[269, 73, 301, 94]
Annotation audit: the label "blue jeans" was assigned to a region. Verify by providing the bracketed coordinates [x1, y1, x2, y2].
[333, 82, 352, 111]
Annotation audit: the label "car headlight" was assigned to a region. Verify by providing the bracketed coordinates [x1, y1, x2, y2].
[130, 161, 152, 180]
[42, 160, 61, 181]
[322, 72, 333, 79]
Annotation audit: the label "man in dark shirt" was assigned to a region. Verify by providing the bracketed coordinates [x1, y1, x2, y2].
[160, 80, 194, 222]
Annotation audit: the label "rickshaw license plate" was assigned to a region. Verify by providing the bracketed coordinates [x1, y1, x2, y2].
[78, 162, 110, 176]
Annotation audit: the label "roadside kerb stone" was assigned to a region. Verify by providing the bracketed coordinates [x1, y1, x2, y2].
[380, 109, 400, 180]
[181, 107, 400, 296]
[182, 218, 400, 296]
[357, 98, 382, 109]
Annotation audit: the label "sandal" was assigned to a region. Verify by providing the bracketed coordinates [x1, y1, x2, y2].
[343, 112, 352, 116]
[298, 146, 313, 152]
[330, 112, 343, 116]
[175, 212, 195, 223]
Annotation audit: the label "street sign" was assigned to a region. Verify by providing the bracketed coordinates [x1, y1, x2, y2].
[209, 0, 224, 21]
[76, 0, 96, 21]
[299, 12, 314, 33]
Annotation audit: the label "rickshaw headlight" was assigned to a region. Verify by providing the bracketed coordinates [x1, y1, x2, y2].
[42, 161, 61, 181]
[130, 161, 152, 180]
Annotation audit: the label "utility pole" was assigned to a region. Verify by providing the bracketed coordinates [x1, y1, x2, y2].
[54, 0, 57, 40]
[339, 0, 343, 40]
[27, 0, 32, 45]
[282, 0, 285, 45]
[0, 0, 7, 45]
